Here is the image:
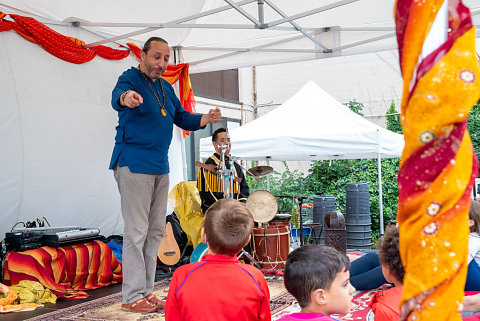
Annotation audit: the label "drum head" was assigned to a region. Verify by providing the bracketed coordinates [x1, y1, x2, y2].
[246, 190, 278, 223]
[190, 242, 208, 263]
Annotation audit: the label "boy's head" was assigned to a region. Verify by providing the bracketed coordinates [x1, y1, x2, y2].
[469, 200, 480, 233]
[202, 198, 254, 256]
[284, 245, 355, 315]
[377, 225, 404, 285]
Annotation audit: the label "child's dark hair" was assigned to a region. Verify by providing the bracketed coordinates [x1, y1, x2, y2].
[284, 245, 350, 308]
[203, 198, 254, 256]
[377, 225, 404, 282]
[469, 200, 480, 233]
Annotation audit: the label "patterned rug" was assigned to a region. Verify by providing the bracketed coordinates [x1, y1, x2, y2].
[25, 276, 292, 321]
[24, 277, 388, 321]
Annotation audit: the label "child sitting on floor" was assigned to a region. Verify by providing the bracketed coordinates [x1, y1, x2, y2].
[466, 200, 480, 291]
[277, 245, 356, 320]
[164, 198, 271, 321]
[368, 225, 404, 320]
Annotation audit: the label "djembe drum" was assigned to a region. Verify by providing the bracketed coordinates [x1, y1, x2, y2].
[246, 190, 290, 269]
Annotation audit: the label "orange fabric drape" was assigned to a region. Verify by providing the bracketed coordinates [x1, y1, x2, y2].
[0, 11, 197, 123]
[395, 1, 480, 320]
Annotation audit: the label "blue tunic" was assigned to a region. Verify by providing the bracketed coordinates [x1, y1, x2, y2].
[110, 67, 203, 174]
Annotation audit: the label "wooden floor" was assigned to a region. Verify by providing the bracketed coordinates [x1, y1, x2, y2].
[0, 269, 172, 321]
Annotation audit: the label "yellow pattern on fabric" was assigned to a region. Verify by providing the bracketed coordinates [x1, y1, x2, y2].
[396, 18, 480, 321]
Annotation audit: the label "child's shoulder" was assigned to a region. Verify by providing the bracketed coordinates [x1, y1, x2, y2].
[234, 262, 266, 278]
[172, 261, 206, 277]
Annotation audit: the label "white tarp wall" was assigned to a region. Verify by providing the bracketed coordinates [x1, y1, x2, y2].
[0, 29, 187, 238]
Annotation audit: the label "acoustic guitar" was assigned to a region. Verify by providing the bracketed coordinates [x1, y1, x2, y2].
[157, 222, 181, 266]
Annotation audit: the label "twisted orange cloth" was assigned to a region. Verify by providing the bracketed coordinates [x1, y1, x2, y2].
[395, 0, 480, 320]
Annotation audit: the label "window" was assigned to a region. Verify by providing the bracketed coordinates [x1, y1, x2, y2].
[190, 69, 239, 102]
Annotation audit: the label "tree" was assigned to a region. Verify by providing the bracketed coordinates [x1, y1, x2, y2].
[344, 100, 364, 116]
[386, 101, 403, 134]
[468, 100, 480, 160]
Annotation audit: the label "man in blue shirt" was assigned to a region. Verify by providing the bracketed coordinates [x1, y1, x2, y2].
[110, 37, 220, 313]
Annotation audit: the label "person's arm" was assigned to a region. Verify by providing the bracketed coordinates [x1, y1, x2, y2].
[164, 271, 182, 321]
[258, 277, 271, 321]
[371, 304, 395, 321]
[168, 82, 220, 130]
[235, 163, 250, 202]
[111, 72, 142, 111]
[468, 234, 480, 265]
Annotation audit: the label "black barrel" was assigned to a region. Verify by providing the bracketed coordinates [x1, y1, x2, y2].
[312, 196, 335, 244]
[345, 183, 371, 249]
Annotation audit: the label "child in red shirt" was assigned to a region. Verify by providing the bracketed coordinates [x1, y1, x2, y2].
[164, 198, 270, 321]
[368, 225, 404, 321]
[277, 245, 356, 321]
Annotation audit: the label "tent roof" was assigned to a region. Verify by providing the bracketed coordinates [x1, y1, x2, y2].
[0, 0, 427, 73]
[200, 81, 405, 161]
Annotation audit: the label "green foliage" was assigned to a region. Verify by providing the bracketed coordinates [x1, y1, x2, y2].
[247, 158, 400, 237]
[468, 101, 480, 161]
[386, 101, 403, 134]
[247, 100, 402, 239]
[344, 100, 364, 116]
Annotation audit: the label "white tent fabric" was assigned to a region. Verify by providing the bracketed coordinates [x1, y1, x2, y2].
[0, 0, 399, 73]
[200, 81, 404, 161]
[2, 0, 479, 73]
[0, 30, 186, 238]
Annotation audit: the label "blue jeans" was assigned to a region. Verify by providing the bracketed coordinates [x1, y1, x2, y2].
[350, 252, 387, 290]
[465, 260, 480, 291]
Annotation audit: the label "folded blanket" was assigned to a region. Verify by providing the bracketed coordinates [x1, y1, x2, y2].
[3, 240, 122, 299]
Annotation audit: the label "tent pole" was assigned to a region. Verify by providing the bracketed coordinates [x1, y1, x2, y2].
[266, 159, 270, 191]
[377, 152, 384, 235]
[174, 46, 188, 181]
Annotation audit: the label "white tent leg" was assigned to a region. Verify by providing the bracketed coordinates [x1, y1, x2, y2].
[266, 159, 270, 191]
[377, 153, 384, 235]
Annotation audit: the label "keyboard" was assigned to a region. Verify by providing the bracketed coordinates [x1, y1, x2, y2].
[20, 226, 80, 234]
[18, 227, 101, 247]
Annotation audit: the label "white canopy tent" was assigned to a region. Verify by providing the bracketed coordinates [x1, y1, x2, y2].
[1, 0, 476, 238]
[200, 81, 405, 233]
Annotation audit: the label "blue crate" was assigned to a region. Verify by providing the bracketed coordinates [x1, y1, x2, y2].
[290, 227, 311, 237]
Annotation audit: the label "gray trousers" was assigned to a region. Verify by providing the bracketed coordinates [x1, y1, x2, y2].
[114, 165, 169, 304]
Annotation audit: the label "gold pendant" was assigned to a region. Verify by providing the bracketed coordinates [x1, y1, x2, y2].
[161, 109, 166, 117]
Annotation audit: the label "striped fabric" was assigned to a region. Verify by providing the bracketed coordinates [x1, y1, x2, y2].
[3, 241, 122, 300]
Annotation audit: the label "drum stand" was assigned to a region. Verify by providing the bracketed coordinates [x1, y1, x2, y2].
[277, 195, 308, 246]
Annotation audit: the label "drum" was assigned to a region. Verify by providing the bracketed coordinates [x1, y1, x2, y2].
[190, 242, 208, 263]
[246, 190, 278, 223]
[251, 225, 289, 269]
[269, 213, 292, 226]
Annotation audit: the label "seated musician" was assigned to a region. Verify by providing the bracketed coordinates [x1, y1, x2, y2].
[197, 128, 250, 213]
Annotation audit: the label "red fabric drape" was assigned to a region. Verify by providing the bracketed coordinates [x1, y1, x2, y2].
[0, 11, 196, 118]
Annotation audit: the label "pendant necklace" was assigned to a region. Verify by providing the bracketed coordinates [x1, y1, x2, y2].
[140, 70, 167, 117]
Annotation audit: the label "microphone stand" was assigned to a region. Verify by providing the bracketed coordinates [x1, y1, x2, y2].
[218, 129, 261, 269]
